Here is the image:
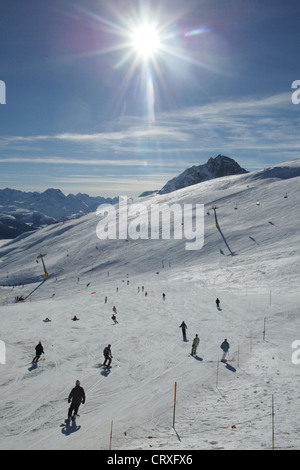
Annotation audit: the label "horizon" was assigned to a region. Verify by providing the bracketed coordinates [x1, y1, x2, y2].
[1, 1, 300, 197]
[0, 152, 266, 198]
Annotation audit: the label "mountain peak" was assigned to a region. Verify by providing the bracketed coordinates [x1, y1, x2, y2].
[0, 188, 118, 239]
[159, 155, 248, 194]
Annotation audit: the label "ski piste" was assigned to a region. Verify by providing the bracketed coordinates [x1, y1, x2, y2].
[1, 158, 299, 450]
[188, 355, 235, 363]
[31, 356, 45, 364]
[99, 363, 119, 368]
[64, 416, 76, 424]
[60, 416, 80, 428]
[95, 362, 120, 368]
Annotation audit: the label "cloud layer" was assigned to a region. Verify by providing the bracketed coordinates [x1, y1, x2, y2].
[1, 91, 299, 195]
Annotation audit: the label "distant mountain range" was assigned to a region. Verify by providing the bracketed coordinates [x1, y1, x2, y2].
[158, 155, 248, 194]
[0, 155, 248, 239]
[0, 188, 118, 239]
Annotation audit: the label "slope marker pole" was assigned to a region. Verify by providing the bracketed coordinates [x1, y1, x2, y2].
[109, 420, 113, 450]
[272, 395, 275, 450]
[173, 381, 177, 428]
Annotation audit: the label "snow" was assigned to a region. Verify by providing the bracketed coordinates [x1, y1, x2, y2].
[159, 155, 247, 194]
[0, 188, 119, 240]
[0, 159, 300, 450]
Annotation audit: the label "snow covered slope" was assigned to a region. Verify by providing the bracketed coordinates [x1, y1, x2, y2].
[0, 159, 299, 450]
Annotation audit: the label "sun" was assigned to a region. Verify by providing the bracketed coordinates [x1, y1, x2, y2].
[80, 4, 211, 123]
[130, 23, 161, 61]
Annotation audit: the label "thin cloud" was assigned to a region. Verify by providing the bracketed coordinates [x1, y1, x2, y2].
[0, 156, 189, 169]
[0, 156, 145, 166]
[0, 91, 298, 161]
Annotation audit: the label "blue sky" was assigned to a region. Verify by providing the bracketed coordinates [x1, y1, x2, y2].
[0, 0, 300, 196]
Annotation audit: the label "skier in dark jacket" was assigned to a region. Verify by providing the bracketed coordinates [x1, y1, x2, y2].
[66, 380, 85, 423]
[103, 344, 113, 367]
[179, 321, 187, 341]
[216, 298, 220, 309]
[220, 339, 230, 362]
[32, 341, 44, 363]
[191, 334, 200, 356]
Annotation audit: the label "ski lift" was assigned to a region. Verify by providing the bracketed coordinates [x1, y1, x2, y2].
[36, 253, 48, 277]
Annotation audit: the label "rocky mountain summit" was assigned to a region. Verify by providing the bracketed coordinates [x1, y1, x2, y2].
[159, 155, 248, 194]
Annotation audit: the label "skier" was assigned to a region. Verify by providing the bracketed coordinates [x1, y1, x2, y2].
[179, 321, 187, 341]
[103, 344, 113, 368]
[66, 380, 85, 423]
[216, 298, 220, 309]
[162, 293, 166, 301]
[220, 338, 230, 362]
[112, 313, 118, 324]
[105, 296, 108, 304]
[32, 341, 44, 363]
[112, 306, 117, 314]
[191, 334, 200, 356]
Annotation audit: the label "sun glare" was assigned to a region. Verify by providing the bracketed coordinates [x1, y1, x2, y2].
[131, 24, 161, 60]
[83, 4, 211, 124]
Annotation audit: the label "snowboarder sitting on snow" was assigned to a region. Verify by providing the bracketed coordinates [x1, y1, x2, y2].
[72, 315, 79, 321]
[179, 321, 187, 341]
[66, 380, 85, 423]
[220, 338, 230, 362]
[32, 341, 44, 363]
[191, 334, 200, 356]
[103, 344, 113, 367]
[112, 314, 118, 324]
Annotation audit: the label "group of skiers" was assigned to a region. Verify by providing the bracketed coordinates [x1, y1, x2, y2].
[63, 339, 229, 425]
[179, 323, 230, 361]
[64, 344, 113, 423]
[32, 290, 228, 424]
[179, 297, 230, 361]
[32, 341, 113, 424]
[179, 322, 200, 356]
